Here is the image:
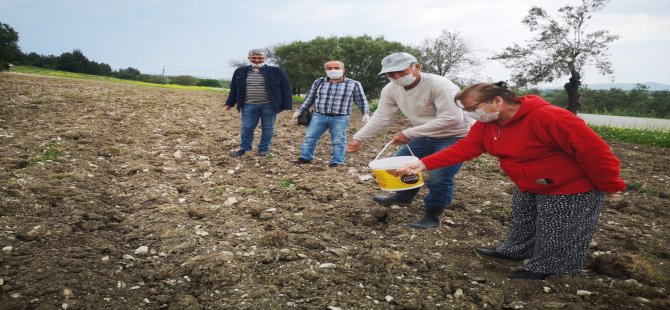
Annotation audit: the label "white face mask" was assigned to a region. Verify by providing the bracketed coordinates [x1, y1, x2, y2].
[467, 105, 500, 122]
[389, 66, 417, 86]
[251, 62, 265, 68]
[326, 69, 344, 79]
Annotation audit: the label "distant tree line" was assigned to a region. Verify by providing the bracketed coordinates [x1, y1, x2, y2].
[0, 21, 223, 87]
[538, 84, 670, 119]
[3, 14, 665, 118]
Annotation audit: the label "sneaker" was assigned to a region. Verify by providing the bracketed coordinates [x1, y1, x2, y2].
[328, 163, 343, 168]
[293, 158, 312, 164]
[258, 151, 271, 156]
[231, 150, 246, 158]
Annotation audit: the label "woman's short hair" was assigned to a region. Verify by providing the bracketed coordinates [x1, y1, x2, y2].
[455, 81, 519, 103]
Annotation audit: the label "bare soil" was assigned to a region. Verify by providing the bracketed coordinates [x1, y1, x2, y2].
[1, 73, 668, 309]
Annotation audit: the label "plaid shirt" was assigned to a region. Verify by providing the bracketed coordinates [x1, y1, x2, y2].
[298, 77, 370, 116]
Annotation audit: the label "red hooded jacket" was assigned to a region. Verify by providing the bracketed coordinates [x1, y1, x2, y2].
[421, 95, 626, 194]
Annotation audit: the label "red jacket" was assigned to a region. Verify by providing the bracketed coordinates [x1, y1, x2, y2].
[421, 95, 626, 194]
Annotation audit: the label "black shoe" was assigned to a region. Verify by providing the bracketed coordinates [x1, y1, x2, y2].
[474, 247, 523, 261]
[372, 193, 414, 206]
[231, 150, 246, 158]
[293, 157, 312, 164]
[509, 270, 553, 280]
[328, 163, 343, 168]
[406, 207, 444, 230]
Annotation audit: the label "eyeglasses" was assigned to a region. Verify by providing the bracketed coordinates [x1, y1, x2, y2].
[455, 99, 492, 112]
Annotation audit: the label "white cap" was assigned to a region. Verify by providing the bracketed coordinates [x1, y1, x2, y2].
[378, 52, 418, 74]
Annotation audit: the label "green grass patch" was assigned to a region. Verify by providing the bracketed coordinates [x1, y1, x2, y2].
[626, 180, 660, 197]
[469, 158, 485, 166]
[32, 142, 65, 164]
[486, 205, 512, 218]
[637, 249, 670, 286]
[209, 188, 224, 195]
[279, 179, 294, 189]
[10, 66, 227, 92]
[590, 125, 670, 147]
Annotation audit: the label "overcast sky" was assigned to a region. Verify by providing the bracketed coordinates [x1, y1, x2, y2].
[2, 0, 669, 87]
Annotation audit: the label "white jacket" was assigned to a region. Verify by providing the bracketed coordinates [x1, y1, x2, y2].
[353, 73, 473, 141]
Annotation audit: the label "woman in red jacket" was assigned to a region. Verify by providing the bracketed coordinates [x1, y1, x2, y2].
[395, 81, 626, 280]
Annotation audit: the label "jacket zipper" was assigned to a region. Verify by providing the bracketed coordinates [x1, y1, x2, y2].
[493, 125, 502, 141]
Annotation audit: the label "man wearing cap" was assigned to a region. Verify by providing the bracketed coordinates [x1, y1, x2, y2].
[346, 52, 473, 229]
[225, 49, 293, 157]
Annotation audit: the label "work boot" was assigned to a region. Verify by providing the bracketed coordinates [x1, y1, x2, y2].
[406, 207, 445, 229]
[231, 150, 246, 158]
[372, 188, 420, 206]
[293, 157, 312, 164]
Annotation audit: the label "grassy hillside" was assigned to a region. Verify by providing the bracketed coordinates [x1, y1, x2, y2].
[9, 65, 227, 92]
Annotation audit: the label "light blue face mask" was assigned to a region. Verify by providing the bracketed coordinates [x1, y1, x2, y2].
[467, 105, 500, 122]
[326, 69, 344, 79]
[389, 66, 417, 86]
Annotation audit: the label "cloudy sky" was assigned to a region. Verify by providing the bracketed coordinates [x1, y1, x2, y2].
[2, 0, 669, 87]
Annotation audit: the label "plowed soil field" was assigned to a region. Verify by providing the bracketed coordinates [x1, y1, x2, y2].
[1, 73, 668, 309]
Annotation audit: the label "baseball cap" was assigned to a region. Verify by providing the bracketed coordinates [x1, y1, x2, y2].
[378, 52, 418, 74]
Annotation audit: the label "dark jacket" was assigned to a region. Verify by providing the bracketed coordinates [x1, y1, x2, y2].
[225, 65, 293, 113]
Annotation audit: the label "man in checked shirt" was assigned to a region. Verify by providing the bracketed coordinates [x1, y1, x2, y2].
[292, 60, 371, 168]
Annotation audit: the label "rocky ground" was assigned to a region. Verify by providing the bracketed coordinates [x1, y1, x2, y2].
[0, 73, 668, 309]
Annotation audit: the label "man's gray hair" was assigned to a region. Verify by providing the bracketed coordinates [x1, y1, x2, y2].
[323, 60, 345, 69]
[248, 49, 267, 56]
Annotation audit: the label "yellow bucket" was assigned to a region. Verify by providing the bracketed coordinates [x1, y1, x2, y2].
[368, 142, 424, 191]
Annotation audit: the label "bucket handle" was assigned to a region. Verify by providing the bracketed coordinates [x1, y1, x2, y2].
[374, 141, 417, 161]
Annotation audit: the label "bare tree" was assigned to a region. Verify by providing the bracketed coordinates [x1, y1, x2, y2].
[492, 0, 619, 113]
[418, 29, 480, 81]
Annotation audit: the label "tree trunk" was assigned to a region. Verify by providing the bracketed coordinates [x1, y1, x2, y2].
[564, 67, 581, 114]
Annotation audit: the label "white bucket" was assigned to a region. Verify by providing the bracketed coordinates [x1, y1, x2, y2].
[368, 142, 424, 191]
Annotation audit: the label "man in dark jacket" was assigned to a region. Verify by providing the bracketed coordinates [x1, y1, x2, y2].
[225, 49, 292, 157]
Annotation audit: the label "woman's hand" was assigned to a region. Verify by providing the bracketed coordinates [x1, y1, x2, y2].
[389, 160, 427, 176]
[606, 191, 623, 202]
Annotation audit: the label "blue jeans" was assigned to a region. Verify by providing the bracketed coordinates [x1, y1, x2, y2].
[240, 103, 277, 153]
[300, 112, 350, 164]
[393, 137, 463, 210]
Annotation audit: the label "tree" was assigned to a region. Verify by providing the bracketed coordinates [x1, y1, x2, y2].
[417, 29, 480, 81]
[23, 52, 58, 69]
[492, 0, 619, 113]
[55, 49, 90, 73]
[273, 35, 413, 97]
[170, 75, 197, 86]
[196, 78, 222, 88]
[0, 22, 21, 70]
[115, 67, 142, 80]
